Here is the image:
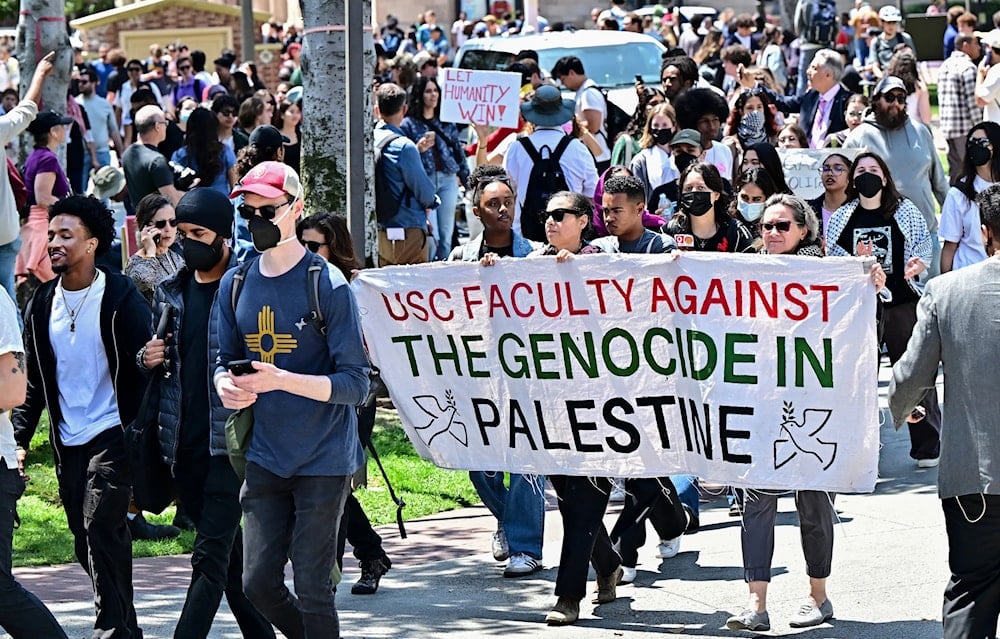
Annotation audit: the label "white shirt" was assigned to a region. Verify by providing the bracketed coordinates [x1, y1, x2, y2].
[978, 64, 1000, 123]
[0, 289, 21, 469]
[939, 176, 992, 271]
[575, 79, 610, 162]
[115, 81, 164, 130]
[702, 143, 733, 180]
[503, 127, 600, 232]
[810, 84, 840, 149]
[50, 271, 120, 446]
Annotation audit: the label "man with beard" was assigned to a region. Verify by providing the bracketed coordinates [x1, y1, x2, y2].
[844, 76, 948, 276]
[13, 195, 150, 638]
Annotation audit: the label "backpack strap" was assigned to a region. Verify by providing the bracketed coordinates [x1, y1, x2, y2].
[550, 134, 575, 162]
[229, 259, 255, 315]
[305, 256, 327, 336]
[518, 136, 542, 162]
[376, 132, 402, 153]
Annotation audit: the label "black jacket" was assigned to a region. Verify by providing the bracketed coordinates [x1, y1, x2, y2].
[767, 83, 850, 141]
[13, 269, 152, 465]
[151, 253, 238, 469]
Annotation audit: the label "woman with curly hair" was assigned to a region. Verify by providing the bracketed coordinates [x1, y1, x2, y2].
[401, 74, 469, 260]
[171, 107, 237, 196]
[884, 50, 931, 125]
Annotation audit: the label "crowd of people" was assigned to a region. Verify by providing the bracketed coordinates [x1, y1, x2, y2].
[0, 0, 997, 638]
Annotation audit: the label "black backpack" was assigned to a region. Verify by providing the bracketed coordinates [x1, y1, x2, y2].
[518, 135, 573, 242]
[586, 85, 631, 147]
[374, 132, 408, 223]
[805, 0, 838, 46]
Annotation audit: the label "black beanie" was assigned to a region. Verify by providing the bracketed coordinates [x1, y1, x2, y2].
[175, 187, 234, 238]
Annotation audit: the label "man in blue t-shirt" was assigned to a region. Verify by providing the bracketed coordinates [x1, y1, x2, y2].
[215, 161, 370, 639]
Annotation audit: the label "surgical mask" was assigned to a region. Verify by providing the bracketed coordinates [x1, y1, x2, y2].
[651, 127, 674, 146]
[248, 197, 298, 252]
[182, 235, 225, 272]
[738, 200, 765, 222]
[680, 191, 713, 217]
[180, 109, 194, 124]
[853, 172, 883, 199]
[674, 152, 697, 174]
[968, 143, 992, 167]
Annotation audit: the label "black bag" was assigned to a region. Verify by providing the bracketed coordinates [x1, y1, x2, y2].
[124, 377, 174, 514]
[375, 132, 407, 223]
[586, 85, 631, 147]
[805, 0, 838, 46]
[517, 135, 573, 242]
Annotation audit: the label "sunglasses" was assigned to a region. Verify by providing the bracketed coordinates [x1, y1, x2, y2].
[237, 199, 294, 221]
[543, 208, 585, 223]
[881, 93, 906, 104]
[218, 109, 237, 117]
[301, 240, 328, 252]
[150, 218, 178, 229]
[127, 67, 142, 72]
[761, 220, 794, 233]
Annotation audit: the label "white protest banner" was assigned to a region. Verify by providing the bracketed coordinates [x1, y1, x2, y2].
[780, 148, 862, 201]
[352, 253, 880, 493]
[440, 67, 521, 129]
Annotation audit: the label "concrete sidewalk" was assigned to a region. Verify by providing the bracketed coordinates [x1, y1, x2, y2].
[9, 368, 950, 639]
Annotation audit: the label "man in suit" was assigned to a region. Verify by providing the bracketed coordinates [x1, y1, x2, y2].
[888, 183, 1000, 639]
[765, 49, 849, 149]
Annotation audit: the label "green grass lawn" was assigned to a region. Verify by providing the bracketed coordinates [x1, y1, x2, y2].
[13, 409, 478, 567]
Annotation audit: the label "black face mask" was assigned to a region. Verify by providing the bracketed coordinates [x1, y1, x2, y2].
[854, 172, 883, 199]
[182, 236, 225, 272]
[969, 144, 992, 167]
[674, 152, 697, 174]
[651, 128, 674, 146]
[248, 215, 283, 252]
[680, 191, 713, 217]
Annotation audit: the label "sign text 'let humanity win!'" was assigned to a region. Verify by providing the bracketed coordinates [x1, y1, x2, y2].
[352, 253, 880, 493]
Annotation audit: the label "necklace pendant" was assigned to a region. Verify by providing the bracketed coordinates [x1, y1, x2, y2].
[70, 321, 75, 332]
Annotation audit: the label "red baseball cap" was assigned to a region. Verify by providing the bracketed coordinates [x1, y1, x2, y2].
[231, 161, 301, 199]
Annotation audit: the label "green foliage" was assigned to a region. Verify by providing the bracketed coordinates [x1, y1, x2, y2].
[14, 410, 478, 566]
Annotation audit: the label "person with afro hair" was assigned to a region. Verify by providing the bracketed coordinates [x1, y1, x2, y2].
[672, 88, 733, 179]
[13, 194, 151, 639]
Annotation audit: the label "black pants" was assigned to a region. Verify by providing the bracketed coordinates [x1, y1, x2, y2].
[336, 494, 385, 570]
[172, 449, 274, 639]
[0, 465, 67, 638]
[609, 477, 688, 568]
[880, 301, 941, 460]
[550, 475, 621, 601]
[57, 427, 139, 639]
[942, 494, 1000, 639]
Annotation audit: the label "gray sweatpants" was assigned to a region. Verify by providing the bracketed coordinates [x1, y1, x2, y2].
[740, 490, 835, 582]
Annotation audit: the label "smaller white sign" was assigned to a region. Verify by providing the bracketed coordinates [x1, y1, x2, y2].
[440, 68, 521, 129]
[779, 148, 862, 201]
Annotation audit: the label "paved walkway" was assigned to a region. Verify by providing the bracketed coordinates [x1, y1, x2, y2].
[8, 367, 950, 638]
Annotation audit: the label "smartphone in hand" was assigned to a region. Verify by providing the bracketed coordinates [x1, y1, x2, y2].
[227, 359, 256, 376]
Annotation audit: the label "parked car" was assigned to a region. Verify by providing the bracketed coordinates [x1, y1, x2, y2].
[634, 4, 720, 31]
[453, 30, 667, 116]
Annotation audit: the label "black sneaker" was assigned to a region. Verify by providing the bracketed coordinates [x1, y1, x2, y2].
[351, 556, 391, 595]
[128, 514, 181, 541]
[171, 510, 196, 532]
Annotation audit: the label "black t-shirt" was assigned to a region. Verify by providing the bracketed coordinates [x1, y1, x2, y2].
[179, 275, 220, 450]
[835, 204, 918, 307]
[665, 216, 756, 253]
[478, 232, 515, 259]
[121, 143, 174, 206]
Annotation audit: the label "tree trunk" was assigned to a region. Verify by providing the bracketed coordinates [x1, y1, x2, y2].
[16, 0, 71, 163]
[299, 0, 376, 263]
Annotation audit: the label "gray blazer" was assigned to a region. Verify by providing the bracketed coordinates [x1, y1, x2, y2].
[888, 258, 1000, 498]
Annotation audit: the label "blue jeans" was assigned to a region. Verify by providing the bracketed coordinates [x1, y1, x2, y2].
[469, 471, 545, 559]
[432, 171, 460, 260]
[0, 466, 67, 638]
[672, 475, 700, 521]
[0, 236, 20, 311]
[95, 148, 111, 169]
[241, 463, 350, 639]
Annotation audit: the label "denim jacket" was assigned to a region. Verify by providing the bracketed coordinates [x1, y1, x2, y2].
[400, 116, 469, 183]
[376, 121, 439, 229]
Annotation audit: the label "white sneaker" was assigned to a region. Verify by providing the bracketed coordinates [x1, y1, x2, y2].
[618, 565, 637, 584]
[609, 479, 626, 502]
[491, 529, 509, 561]
[917, 457, 940, 468]
[503, 553, 541, 577]
[656, 536, 681, 558]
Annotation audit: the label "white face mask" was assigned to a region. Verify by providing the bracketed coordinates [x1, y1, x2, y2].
[738, 200, 765, 222]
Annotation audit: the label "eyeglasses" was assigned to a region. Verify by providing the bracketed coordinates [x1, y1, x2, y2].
[820, 164, 848, 175]
[237, 199, 294, 221]
[761, 220, 794, 233]
[151, 218, 178, 229]
[218, 109, 237, 117]
[881, 93, 906, 104]
[301, 240, 328, 252]
[542, 208, 585, 222]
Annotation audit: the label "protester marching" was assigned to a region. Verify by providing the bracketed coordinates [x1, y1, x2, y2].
[0, 2, 998, 638]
